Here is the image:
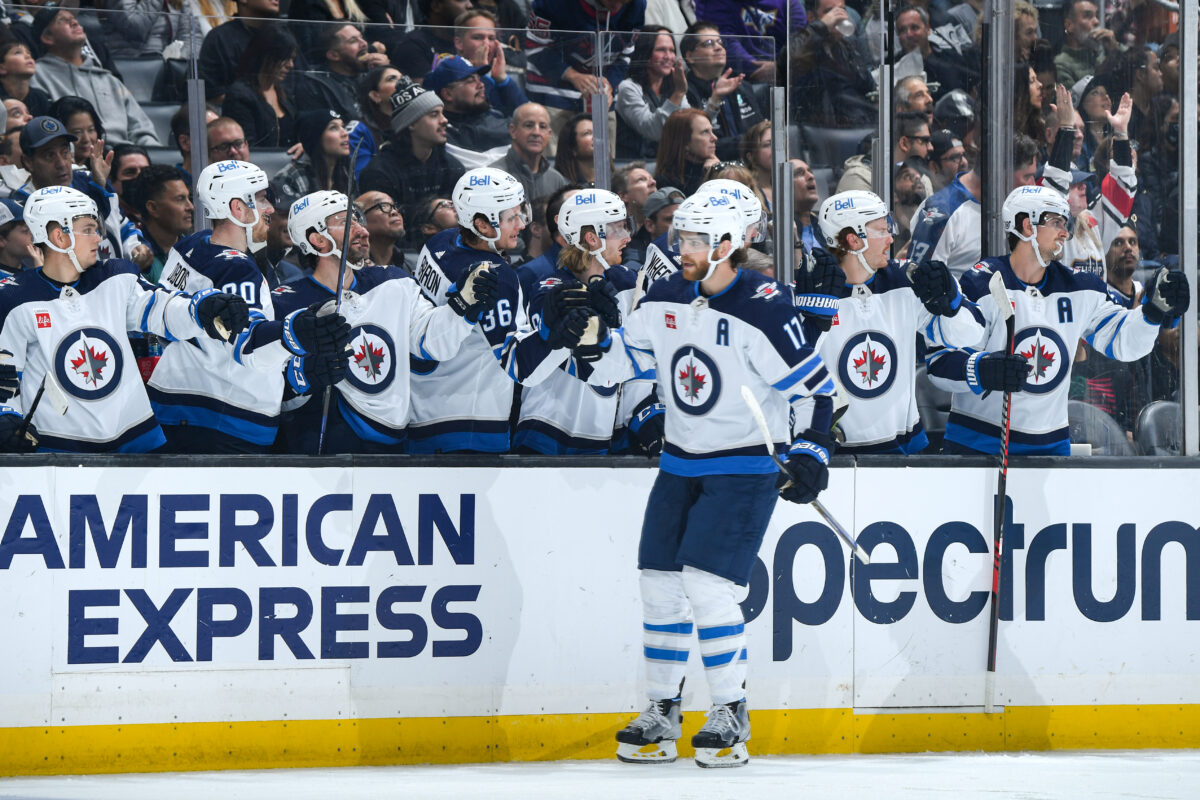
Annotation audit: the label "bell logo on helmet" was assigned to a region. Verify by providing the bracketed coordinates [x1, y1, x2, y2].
[709, 196, 731, 206]
[833, 198, 856, 211]
[293, 197, 310, 212]
[720, 187, 744, 199]
[216, 161, 240, 172]
[574, 193, 596, 205]
[43, 187, 63, 194]
[469, 175, 492, 187]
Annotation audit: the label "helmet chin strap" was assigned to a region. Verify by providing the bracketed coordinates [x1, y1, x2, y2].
[45, 230, 85, 274]
[699, 245, 732, 281]
[233, 201, 264, 254]
[850, 240, 876, 277]
[1013, 223, 1057, 269]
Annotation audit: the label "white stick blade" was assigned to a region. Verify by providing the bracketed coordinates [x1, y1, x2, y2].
[988, 270, 1013, 322]
[43, 376, 69, 415]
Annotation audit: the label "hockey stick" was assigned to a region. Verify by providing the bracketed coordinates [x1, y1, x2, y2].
[316, 139, 364, 455]
[984, 270, 1015, 714]
[16, 373, 69, 440]
[739, 385, 869, 565]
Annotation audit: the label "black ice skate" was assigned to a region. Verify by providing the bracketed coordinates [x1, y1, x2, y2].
[615, 696, 683, 763]
[691, 699, 750, 768]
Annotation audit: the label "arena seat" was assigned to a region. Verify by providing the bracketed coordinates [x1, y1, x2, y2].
[915, 365, 950, 449]
[145, 146, 180, 167]
[799, 124, 874, 173]
[113, 57, 165, 105]
[1134, 400, 1181, 455]
[255, 149, 296, 180]
[1068, 400, 1136, 456]
[141, 104, 177, 147]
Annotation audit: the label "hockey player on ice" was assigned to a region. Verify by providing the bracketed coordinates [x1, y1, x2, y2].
[793, 189, 984, 453]
[556, 191, 837, 768]
[514, 187, 662, 454]
[271, 189, 502, 454]
[406, 167, 580, 453]
[148, 161, 353, 453]
[0, 186, 252, 452]
[928, 185, 1190, 455]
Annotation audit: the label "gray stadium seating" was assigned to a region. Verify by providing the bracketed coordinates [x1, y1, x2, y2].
[1067, 400, 1137, 456]
[1134, 400, 1181, 455]
[141, 104, 177, 147]
[799, 124, 874, 173]
[113, 57, 165, 105]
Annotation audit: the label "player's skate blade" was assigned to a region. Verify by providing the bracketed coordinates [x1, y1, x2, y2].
[616, 740, 678, 763]
[694, 742, 750, 768]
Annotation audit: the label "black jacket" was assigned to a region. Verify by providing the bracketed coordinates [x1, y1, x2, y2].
[289, 69, 361, 121]
[358, 138, 465, 224]
[222, 80, 297, 149]
[685, 71, 764, 161]
[198, 19, 254, 100]
[444, 107, 512, 153]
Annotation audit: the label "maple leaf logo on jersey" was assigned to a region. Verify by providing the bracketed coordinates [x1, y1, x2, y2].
[70, 344, 108, 386]
[1020, 338, 1056, 381]
[678, 363, 707, 400]
[750, 283, 781, 301]
[852, 344, 887, 385]
[0, 276, 16, 288]
[354, 340, 387, 380]
[273, 285, 295, 294]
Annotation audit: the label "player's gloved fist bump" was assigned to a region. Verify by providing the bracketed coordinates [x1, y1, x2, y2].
[793, 247, 841, 332]
[1142, 267, 1191, 326]
[540, 284, 592, 348]
[285, 353, 346, 395]
[586, 275, 622, 328]
[779, 430, 832, 505]
[573, 314, 611, 363]
[193, 289, 250, 341]
[628, 394, 665, 457]
[969, 351, 1031, 394]
[447, 261, 501, 322]
[283, 302, 351, 356]
[0, 349, 19, 403]
[909, 259, 961, 316]
[0, 406, 37, 453]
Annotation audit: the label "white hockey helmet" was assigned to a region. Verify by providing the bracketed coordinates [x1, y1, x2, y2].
[668, 192, 746, 281]
[1002, 185, 1071, 267]
[558, 188, 630, 257]
[817, 190, 895, 275]
[288, 190, 360, 265]
[197, 160, 271, 252]
[24, 185, 101, 274]
[697, 178, 765, 243]
[452, 167, 528, 252]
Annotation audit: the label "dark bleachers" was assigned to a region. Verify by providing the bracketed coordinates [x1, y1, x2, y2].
[141, 104, 176, 147]
[112, 57, 165, 105]
[800, 125, 874, 174]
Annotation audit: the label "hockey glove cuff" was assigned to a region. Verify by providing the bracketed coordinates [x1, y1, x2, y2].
[628, 394, 665, 457]
[447, 262, 501, 322]
[283, 302, 352, 357]
[969, 351, 1031, 394]
[779, 433, 831, 505]
[909, 259, 961, 316]
[587, 275, 622, 328]
[1142, 267, 1191, 327]
[0, 349, 19, 403]
[192, 289, 251, 341]
[0, 406, 37, 453]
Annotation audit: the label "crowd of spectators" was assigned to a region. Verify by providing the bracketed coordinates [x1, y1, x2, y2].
[0, 0, 1188, 454]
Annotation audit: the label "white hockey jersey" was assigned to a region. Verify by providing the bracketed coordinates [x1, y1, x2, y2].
[587, 269, 837, 476]
[813, 262, 984, 453]
[148, 231, 291, 447]
[927, 255, 1161, 455]
[0, 260, 209, 452]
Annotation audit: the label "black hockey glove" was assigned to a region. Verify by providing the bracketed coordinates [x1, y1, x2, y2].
[282, 303, 352, 357]
[573, 314, 611, 363]
[628, 393, 665, 457]
[970, 351, 1031, 394]
[541, 284, 593, 349]
[0, 407, 37, 452]
[193, 290, 250, 341]
[908, 259, 961, 317]
[0, 349, 19, 403]
[1141, 267, 1191, 326]
[447, 262, 501, 323]
[778, 430, 832, 505]
[285, 353, 347, 396]
[587, 274, 622, 328]
[793, 247, 841, 332]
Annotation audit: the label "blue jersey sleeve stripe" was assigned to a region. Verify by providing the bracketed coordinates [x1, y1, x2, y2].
[139, 291, 157, 332]
[772, 354, 821, 391]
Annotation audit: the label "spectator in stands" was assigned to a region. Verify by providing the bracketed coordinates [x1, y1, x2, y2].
[611, 161, 656, 226]
[1031, 39, 1058, 108]
[627, 184, 683, 265]
[693, 0, 804, 82]
[892, 158, 929, 255]
[349, 65, 404, 179]
[110, 143, 150, 221]
[1076, 75, 1114, 168]
[514, 183, 578, 300]
[1012, 1, 1039, 62]
[409, 195, 458, 248]
[1054, 0, 1120, 90]
[1101, 46, 1164, 150]
[452, 9, 529, 116]
[616, 26, 690, 160]
[894, 4, 978, 99]
[0, 41, 51, 117]
[523, 0, 645, 120]
[356, 190, 409, 268]
[170, 104, 219, 187]
[654, 108, 716, 196]
[1014, 63, 1046, 144]
[681, 21, 763, 161]
[0, 198, 31, 274]
[293, 23, 388, 122]
[198, 0, 281, 101]
[4, 99, 31, 131]
[791, 157, 821, 252]
[1138, 95, 1177, 261]
[222, 25, 298, 149]
[99, 0, 184, 58]
[31, 7, 161, 146]
[388, 0, 472, 79]
[359, 79, 465, 222]
[126, 163, 194, 281]
[51, 96, 108, 180]
[554, 114, 600, 186]
[1158, 37, 1179, 98]
[273, 110, 355, 204]
[288, 0, 392, 64]
[927, 129, 967, 192]
[895, 74, 934, 122]
[16, 116, 150, 268]
[789, 0, 876, 126]
[740, 118, 775, 210]
[836, 111, 930, 194]
[208, 117, 252, 166]
[0, 129, 28, 198]
[488, 102, 566, 205]
[259, 196, 304, 288]
[426, 56, 512, 155]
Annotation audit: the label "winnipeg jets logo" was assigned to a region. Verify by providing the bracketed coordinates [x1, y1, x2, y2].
[54, 327, 123, 400]
[669, 346, 721, 415]
[344, 323, 396, 394]
[838, 330, 897, 399]
[750, 283, 782, 301]
[1012, 326, 1069, 394]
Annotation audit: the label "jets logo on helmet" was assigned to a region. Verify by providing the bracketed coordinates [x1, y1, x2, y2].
[452, 167, 528, 253]
[25, 186, 101, 274]
[558, 189, 629, 256]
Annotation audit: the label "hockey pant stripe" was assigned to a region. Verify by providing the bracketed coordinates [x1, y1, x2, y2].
[701, 647, 749, 668]
[644, 646, 690, 663]
[683, 567, 748, 706]
[644, 622, 694, 634]
[641, 569, 693, 700]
